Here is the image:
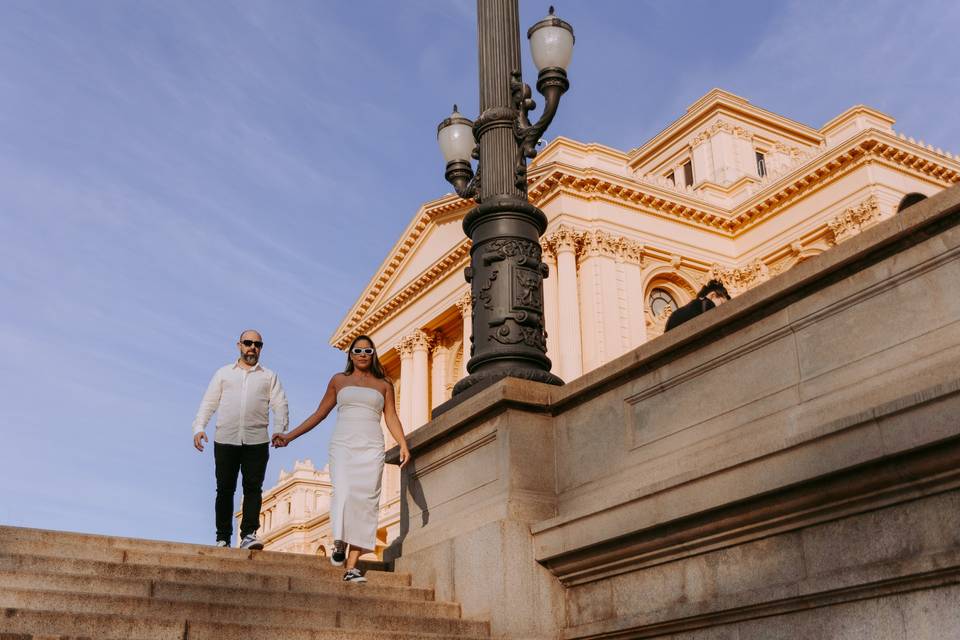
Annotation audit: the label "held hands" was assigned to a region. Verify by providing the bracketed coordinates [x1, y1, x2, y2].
[272, 433, 291, 448]
[193, 432, 208, 452]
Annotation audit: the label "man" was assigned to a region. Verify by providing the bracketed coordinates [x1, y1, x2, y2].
[664, 279, 731, 332]
[193, 330, 288, 549]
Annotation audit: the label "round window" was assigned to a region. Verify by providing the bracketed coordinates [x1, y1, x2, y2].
[649, 288, 678, 317]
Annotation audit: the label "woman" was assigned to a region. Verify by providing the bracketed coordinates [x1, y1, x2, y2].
[273, 335, 411, 582]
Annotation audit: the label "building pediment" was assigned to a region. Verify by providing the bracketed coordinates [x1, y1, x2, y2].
[329, 195, 472, 348]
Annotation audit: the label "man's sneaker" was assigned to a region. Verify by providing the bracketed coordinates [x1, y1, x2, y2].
[331, 540, 346, 566]
[342, 568, 367, 583]
[215, 540, 229, 548]
[239, 534, 264, 550]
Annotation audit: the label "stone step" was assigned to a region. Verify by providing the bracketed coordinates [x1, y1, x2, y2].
[0, 608, 489, 640]
[0, 539, 411, 587]
[0, 526, 389, 571]
[0, 569, 461, 619]
[0, 588, 488, 637]
[0, 552, 433, 601]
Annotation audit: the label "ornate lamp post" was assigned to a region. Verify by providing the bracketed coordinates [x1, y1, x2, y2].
[437, 2, 574, 397]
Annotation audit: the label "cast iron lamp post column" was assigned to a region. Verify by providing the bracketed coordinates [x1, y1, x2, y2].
[437, 2, 574, 397]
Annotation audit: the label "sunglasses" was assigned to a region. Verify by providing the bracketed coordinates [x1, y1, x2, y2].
[241, 340, 263, 349]
[351, 347, 375, 355]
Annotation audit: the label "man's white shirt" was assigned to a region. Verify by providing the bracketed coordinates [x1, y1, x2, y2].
[192, 361, 289, 445]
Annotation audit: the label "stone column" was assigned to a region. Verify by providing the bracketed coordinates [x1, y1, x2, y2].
[431, 332, 450, 411]
[578, 229, 622, 371]
[410, 329, 432, 430]
[547, 225, 583, 382]
[540, 242, 560, 375]
[456, 291, 472, 379]
[618, 239, 647, 349]
[398, 338, 414, 430]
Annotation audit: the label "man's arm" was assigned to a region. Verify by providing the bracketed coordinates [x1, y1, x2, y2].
[269, 373, 289, 435]
[192, 370, 222, 451]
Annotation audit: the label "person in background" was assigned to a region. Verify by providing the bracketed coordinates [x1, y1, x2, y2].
[664, 279, 731, 332]
[193, 329, 289, 549]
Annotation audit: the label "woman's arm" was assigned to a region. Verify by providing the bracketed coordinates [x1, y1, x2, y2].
[274, 376, 338, 446]
[382, 382, 411, 468]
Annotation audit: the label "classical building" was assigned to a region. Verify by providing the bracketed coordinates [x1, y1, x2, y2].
[241, 459, 335, 555]
[261, 88, 960, 555]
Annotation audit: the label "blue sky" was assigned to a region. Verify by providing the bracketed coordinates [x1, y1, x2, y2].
[2, 0, 957, 544]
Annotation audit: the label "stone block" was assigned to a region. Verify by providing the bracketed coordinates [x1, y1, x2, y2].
[801, 492, 960, 578]
[877, 384, 960, 454]
[734, 595, 906, 639]
[896, 583, 960, 639]
[669, 626, 740, 640]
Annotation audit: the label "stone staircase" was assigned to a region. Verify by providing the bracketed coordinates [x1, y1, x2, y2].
[0, 525, 488, 639]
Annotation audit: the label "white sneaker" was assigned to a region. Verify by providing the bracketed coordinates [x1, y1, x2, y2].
[215, 540, 229, 548]
[239, 534, 264, 550]
[342, 568, 367, 583]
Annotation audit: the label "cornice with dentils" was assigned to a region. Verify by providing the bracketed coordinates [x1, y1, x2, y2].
[330, 130, 960, 349]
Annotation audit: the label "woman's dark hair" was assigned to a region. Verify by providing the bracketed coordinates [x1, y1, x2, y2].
[344, 335, 388, 380]
[697, 278, 730, 300]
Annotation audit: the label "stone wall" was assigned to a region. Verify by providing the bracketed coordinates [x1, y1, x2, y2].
[386, 185, 960, 638]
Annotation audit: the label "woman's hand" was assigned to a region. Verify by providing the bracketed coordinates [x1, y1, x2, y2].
[272, 433, 291, 448]
[398, 444, 412, 469]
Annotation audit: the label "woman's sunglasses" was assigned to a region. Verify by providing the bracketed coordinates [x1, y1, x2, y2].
[351, 347, 375, 355]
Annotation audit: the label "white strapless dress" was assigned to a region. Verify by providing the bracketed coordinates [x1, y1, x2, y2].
[329, 385, 385, 551]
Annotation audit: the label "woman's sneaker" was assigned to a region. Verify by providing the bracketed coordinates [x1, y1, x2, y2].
[331, 540, 347, 566]
[342, 568, 367, 583]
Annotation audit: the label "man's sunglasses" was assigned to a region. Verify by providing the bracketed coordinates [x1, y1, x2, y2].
[241, 340, 263, 349]
[351, 347, 375, 355]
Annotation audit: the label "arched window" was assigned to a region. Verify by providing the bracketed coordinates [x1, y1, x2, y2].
[648, 288, 678, 318]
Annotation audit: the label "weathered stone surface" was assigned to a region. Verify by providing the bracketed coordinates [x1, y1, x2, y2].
[386, 185, 960, 638]
[0, 525, 488, 639]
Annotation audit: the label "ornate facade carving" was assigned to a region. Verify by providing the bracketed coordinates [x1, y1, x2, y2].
[401, 329, 432, 355]
[548, 228, 645, 266]
[542, 225, 582, 255]
[618, 238, 644, 265]
[430, 330, 448, 355]
[691, 119, 753, 148]
[578, 229, 620, 260]
[711, 258, 770, 295]
[455, 290, 472, 316]
[826, 195, 881, 245]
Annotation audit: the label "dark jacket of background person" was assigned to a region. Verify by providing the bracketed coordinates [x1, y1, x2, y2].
[664, 279, 730, 332]
[664, 297, 716, 332]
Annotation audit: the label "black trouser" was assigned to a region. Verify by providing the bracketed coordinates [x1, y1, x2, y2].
[214, 442, 269, 543]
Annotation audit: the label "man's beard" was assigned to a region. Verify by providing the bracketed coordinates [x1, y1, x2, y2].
[243, 353, 259, 365]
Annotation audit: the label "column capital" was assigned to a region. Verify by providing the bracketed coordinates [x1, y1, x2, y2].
[578, 228, 620, 260]
[540, 240, 557, 262]
[543, 224, 582, 255]
[455, 290, 472, 315]
[431, 330, 449, 355]
[615, 237, 644, 265]
[404, 329, 432, 353]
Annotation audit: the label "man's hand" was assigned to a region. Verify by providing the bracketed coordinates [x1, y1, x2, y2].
[272, 433, 290, 448]
[193, 432, 208, 452]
